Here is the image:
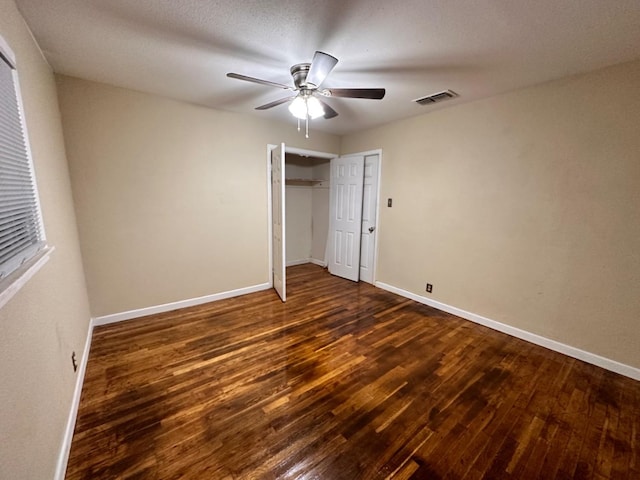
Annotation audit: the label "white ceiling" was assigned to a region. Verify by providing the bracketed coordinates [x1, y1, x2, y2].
[15, 0, 640, 136]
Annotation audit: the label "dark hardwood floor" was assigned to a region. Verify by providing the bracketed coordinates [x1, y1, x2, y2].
[66, 264, 640, 479]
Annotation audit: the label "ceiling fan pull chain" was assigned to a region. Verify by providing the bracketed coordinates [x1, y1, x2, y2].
[305, 114, 309, 139]
[297, 117, 301, 132]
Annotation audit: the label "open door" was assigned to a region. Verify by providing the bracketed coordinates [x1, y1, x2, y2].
[271, 143, 286, 301]
[359, 154, 379, 284]
[328, 155, 365, 282]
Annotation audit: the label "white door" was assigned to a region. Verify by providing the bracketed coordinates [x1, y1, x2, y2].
[271, 143, 286, 301]
[359, 154, 379, 284]
[328, 155, 365, 282]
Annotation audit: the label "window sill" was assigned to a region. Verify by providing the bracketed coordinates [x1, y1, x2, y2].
[0, 246, 55, 310]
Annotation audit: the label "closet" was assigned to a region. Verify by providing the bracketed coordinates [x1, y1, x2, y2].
[270, 144, 381, 303]
[284, 154, 331, 267]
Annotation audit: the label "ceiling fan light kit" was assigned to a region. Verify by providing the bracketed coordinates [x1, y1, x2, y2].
[289, 93, 325, 138]
[289, 95, 325, 120]
[227, 51, 385, 138]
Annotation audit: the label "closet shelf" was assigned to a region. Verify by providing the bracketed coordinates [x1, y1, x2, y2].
[285, 178, 326, 186]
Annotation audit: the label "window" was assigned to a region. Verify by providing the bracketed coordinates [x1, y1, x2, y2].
[0, 34, 48, 301]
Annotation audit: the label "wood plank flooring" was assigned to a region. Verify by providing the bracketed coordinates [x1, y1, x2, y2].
[66, 264, 640, 479]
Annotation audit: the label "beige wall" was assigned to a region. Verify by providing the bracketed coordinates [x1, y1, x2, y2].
[56, 75, 340, 317]
[0, 1, 92, 478]
[342, 60, 640, 368]
[285, 154, 315, 180]
[285, 186, 312, 264]
[285, 155, 314, 264]
[311, 188, 330, 263]
[311, 161, 330, 263]
[1, 3, 636, 476]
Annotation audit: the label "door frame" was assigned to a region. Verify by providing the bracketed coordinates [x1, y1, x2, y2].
[266, 144, 338, 289]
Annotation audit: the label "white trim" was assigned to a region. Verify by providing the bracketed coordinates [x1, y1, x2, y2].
[93, 283, 271, 326]
[310, 258, 327, 268]
[55, 317, 94, 480]
[286, 258, 311, 267]
[284, 258, 328, 268]
[375, 281, 640, 381]
[0, 246, 54, 309]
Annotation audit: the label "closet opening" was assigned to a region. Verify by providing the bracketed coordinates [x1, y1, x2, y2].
[285, 153, 332, 270]
[267, 144, 381, 302]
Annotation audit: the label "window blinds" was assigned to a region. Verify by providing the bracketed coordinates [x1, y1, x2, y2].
[0, 52, 44, 279]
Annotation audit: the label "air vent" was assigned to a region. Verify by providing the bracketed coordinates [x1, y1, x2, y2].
[414, 90, 458, 106]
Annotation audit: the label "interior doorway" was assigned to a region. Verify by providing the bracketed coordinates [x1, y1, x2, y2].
[268, 145, 382, 301]
[283, 153, 332, 269]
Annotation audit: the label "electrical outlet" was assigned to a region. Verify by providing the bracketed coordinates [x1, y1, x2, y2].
[71, 351, 77, 372]
[426, 283, 433, 293]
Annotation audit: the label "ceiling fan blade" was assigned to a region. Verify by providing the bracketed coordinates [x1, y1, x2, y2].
[306, 51, 338, 88]
[326, 88, 386, 99]
[316, 98, 338, 119]
[255, 96, 295, 110]
[227, 72, 292, 90]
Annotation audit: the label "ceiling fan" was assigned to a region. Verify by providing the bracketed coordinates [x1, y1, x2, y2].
[227, 51, 385, 137]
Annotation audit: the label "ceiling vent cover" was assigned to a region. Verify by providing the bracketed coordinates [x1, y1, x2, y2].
[414, 90, 458, 106]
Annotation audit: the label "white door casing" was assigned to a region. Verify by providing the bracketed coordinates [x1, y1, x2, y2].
[328, 155, 365, 282]
[271, 143, 286, 301]
[359, 154, 379, 284]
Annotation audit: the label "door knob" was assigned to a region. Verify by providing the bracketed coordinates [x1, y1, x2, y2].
[368, 226, 376, 233]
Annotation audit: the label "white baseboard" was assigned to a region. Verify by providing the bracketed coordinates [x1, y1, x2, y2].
[55, 318, 94, 480]
[286, 258, 311, 267]
[375, 282, 640, 381]
[286, 258, 327, 268]
[93, 282, 271, 326]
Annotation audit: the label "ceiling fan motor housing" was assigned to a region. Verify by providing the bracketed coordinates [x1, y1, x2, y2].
[290, 63, 312, 89]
